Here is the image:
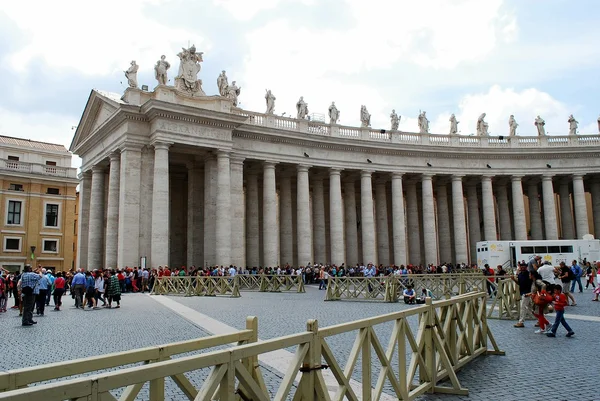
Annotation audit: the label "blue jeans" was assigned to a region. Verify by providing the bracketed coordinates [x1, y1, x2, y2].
[319, 279, 326, 290]
[549, 310, 573, 334]
[570, 277, 583, 292]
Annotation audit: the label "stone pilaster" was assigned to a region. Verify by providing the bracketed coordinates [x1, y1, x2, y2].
[527, 180, 543, 240]
[466, 183, 481, 263]
[375, 179, 390, 266]
[360, 171, 376, 265]
[511, 176, 527, 240]
[88, 166, 106, 269]
[279, 172, 294, 266]
[572, 174, 589, 238]
[215, 151, 232, 266]
[391, 173, 407, 267]
[436, 181, 452, 263]
[405, 181, 421, 265]
[421, 174, 438, 266]
[559, 181, 574, 239]
[76, 171, 91, 270]
[312, 177, 326, 264]
[230, 157, 245, 267]
[262, 162, 278, 267]
[296, 166, 312, 266]
[187, 160, 204, 267]
[451, 176, 468, 265]
[542, 175, 558, 240]
[343, 179, 359, 267]
[496, 183, 512, 240]
[481, 175, 497, 241]
[104, 152, 120, 269]
[329, 168, 344, 265]
[151, 142, 171, 268]
[117, 144, 142, 268]
[245, 173, 260, 268]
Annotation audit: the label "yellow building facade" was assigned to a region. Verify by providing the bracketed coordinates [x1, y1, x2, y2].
[0, 136, 78, 272]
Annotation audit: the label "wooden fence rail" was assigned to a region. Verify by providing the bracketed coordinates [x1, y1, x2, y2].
[238, 274, 306, 293]
[0, 318, 258, 394]
[0, 292, 503, 401]
[326, 274, 487, 302]
[151, 276, 241, 297]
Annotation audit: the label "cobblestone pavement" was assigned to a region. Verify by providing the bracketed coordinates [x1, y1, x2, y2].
[1, 286, 598, 400]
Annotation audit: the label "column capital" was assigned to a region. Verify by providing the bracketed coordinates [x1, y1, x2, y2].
[151, 141, 173, 150]
[263, 161, 277, 169]
[360, 170, 374, 178]
[391, 172, 404, 179]
[108, 151, 121, 162]
[79, 170, 92, 179]
[451, 175, 464, 182]
[421, 173, 433, 181]
[572, 173, 585, 180]
[542, 174, 554, 181]
[230, 155, 245, 166]
[216, 149, 230, 159]
[329, 168, 343, 175]
[481, 175, 493, 182]
[91, 165, 105, 174]
[119, 142, 143, 153]
[296, 164, 310, 173]
[511, 175, 524, 182]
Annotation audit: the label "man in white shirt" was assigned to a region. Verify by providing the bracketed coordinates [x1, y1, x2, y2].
[537, 263, 557, 288]
[228, 266, 237, 277]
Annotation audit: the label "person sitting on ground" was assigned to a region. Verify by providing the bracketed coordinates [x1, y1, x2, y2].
[403, 286, 416, 304]
[417, 288, 433, 304]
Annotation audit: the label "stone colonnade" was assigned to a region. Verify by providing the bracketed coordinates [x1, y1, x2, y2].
[77, 145, 596, 270]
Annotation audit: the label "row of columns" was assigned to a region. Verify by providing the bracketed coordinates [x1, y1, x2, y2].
[78, 144, 595, 270]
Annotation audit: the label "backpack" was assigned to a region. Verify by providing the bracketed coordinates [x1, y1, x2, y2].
[567, 268, 575, 281]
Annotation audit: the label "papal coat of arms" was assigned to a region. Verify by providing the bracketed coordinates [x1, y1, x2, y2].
[175, 44, 206, 96]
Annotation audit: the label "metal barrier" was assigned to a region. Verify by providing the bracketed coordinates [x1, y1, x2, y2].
[152, 276, 241, 297]
[0, 317, 258, 394]
[326, 274, 487, 302]
[0, 292, 503, 401]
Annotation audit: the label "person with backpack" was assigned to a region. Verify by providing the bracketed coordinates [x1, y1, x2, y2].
[558, 262, 577, 306]
[570, 260, 584, 293]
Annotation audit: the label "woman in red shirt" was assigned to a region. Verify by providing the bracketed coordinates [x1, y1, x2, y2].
[53, 272, 66, 311]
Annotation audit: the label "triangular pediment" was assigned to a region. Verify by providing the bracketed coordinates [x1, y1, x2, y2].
[69, 90, 124, 153]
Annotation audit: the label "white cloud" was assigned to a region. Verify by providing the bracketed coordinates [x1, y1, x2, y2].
[3, 0, 208, 76]
[0, 107, 80, 168]
[213, 0, 282, 20]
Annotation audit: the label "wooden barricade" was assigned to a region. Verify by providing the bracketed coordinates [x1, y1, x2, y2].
[487, 278, 521, 320]
[0, 292, 503, 401]
[325, 276, 389, 301]
[237, 274, 262, 291]
[151, 276, 241, 297]
[0, 317, 259, 394]
[259, 274, 306, 293]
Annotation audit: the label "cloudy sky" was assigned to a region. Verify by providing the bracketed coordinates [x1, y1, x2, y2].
[1, 0, 599, 168]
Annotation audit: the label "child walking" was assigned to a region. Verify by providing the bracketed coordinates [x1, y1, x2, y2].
[546, 285, 575, 338]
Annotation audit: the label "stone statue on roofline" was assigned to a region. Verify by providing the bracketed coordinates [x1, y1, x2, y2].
[296, 96, 308, 119]
[508, 115, 518, 136]
[154, 55, 170, 86]
[535, 115, 546, 136]
[449, 114, 459, 135]
[226, 81, 241, 106]
[328, 102, 340, 124]
[568, 114, 578, 135]
[390, 110, 400, 131]
[360, 105, 371, 127]
[217, 70, 228, 97]
[174, 44, 205, 96]
[124, 61, 139, 89]
[418, 111, 429, 134]
[597, 115, 600, 133]
[476, 113, 489, 136]
[265, 90, 276, 114]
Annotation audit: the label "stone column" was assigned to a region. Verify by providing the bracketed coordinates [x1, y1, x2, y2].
[104, 152, 120, 269]
[343, 179, 359, 267]
[118, 144, 142, 268]
[151, 142, 171, 268]
[481, 176, 497, 241]
[421, 174, 438, 266]
[406, 181, 421, 265]
[215, 151, 231, 266]
[246, 173, 260, 268]
[436, 182, 452, 263]
[559, 181, 574, 239]
[542, 175, 558, 240]
[375, 179, 390, 266]
[263, 162, 278, 267]
[230, 157, 245, 268]
[360, 171, 376, 265]
[76, 171, 91, 270]
[591, 179, 600, 240]
[391, 173, 407, 267]
[296, 166, 312, 266]
[572, 174, 589, 238]
[466, 183, 481, 263]
[280, 172, 294, 266]
[187, 160, 204, 267]
[329, 168, 345, 265]
[204, 156, 217, 265]
[312, 177, 326, 264]
[87, 166, 105, 269]
[528, 180, 543, 240]
[511, 176, 527, 240]
[452, 176, 468, 265]
[496, 183, 512, 240]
